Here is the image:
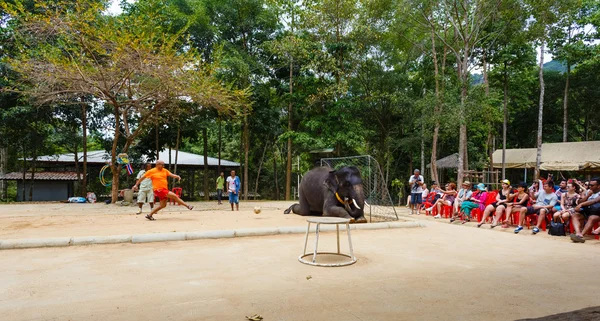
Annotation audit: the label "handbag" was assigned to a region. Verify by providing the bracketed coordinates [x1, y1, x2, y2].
[548, 220, 566, 236]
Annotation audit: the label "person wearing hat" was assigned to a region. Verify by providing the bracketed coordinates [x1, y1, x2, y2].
[452, 181, 473, 217]
[477, 179, 514, 228]
[408, 169, 425, 214]
[454, 183, 487, 224]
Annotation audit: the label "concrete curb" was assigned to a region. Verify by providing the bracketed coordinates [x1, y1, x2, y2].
[0, 220, 425, 250]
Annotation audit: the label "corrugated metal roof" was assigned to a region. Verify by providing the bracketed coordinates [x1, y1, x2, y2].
[0, 172, 80, 181]
[33, 150, 240, 167]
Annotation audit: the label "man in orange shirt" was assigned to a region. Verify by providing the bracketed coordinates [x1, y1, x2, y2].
[132, 160, 193, 220]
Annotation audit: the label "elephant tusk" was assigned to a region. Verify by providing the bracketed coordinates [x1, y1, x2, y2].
[352, 198, 361, 210]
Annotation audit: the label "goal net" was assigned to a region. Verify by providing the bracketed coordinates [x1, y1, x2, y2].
[320, 155, 398, 222]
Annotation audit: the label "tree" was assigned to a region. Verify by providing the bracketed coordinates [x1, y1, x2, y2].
[2, 0, 248, 202]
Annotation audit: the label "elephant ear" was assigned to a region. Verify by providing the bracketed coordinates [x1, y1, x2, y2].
[325, 170, 339, 192]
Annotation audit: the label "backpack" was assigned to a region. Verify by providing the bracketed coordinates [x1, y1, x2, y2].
[548, 220, 566, 236]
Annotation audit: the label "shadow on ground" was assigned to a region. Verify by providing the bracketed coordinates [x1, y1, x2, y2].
[517, 306, 600, 321]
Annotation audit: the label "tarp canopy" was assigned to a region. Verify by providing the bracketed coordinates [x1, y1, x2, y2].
[492, 141, 600, 171]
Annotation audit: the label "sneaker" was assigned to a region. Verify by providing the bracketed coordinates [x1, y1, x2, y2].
[532, 227, 540, 234]
[425, 207, 433, 212]
[136, 209, 142, 215]
[433, 214, 441, 219]
[514, 226, 523, 234]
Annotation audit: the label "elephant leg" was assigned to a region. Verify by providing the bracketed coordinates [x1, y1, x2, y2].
[283, 204, 299, 214]
[283, 202, 315, 216]
[323, 205, 354, 222]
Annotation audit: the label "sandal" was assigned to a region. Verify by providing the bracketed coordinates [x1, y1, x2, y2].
[490, 224, 497, 229]
[477, 223, 483, 228]
[188, 205, 194, 211]
[449, 218, 456, 223]
[461, 219, 470, 225]
[145, 215, 155, 221]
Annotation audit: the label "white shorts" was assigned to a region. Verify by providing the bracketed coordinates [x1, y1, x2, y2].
[137, 189, 154, 204]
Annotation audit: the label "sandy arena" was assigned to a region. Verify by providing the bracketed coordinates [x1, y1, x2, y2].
[0, 201, 599, 320]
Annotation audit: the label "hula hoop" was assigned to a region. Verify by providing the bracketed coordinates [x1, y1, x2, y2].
[99, 165, 112, 186]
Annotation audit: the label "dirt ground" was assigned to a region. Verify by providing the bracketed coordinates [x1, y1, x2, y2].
[0, 201, 329, 239]
[1, 202, 600, 321]
[0, 201, 400, 239]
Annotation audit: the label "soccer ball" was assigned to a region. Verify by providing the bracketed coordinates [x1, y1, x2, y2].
[253, 206, 261, 214]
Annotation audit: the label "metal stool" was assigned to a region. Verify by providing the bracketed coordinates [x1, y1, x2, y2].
[299, 217, 356, 267]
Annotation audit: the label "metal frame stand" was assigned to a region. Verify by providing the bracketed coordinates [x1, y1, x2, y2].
[299, 217, 357, 267]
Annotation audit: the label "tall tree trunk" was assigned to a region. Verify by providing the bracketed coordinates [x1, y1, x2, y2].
[203, 127, 209, 201]
[110, 105, 121, 203]
[243, 114, 249, 201]
[218, 115, 222, 174]
[274, 149, 280, 200]
[74, 150, 80, 195]
[168, 146, 172, 173]
[29, 144, 37, 202]
[21, 146, 26, 202]
[429, 27, 440, 183]
[155, 109, 159, 161]
[563, 62, 570, 142]
[0, 147, 7, 199]
[81, 103, 87, 196]
[173, 125, 181, 187]
[254, 143, 269, 200]
[502, 65, 508, 179]
[535, 39, 546, 180]
[285, 57, 293, 200]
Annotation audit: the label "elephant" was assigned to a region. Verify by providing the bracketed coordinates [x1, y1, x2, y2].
[283, 166, 367, 223]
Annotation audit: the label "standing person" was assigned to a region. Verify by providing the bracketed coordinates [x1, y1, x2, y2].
[408, 169, 424, 215]
[135, 163, 154, 215]
[216, 172, 225, 205]
[132, 160, 193, 221]
[226, 170, 241, 211]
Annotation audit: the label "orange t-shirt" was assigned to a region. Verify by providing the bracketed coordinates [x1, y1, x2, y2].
[143, 168, 171, 190]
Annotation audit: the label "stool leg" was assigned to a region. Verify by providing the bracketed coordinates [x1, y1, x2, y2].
[312, 223, 320, 263]
[346, 223, 355, 261]
[302, 222, 311, 255]
[336, 224, 340, 254]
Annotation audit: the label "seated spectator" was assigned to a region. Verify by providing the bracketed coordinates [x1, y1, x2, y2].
[500, 182, 529, 228]
[553, 181, 581, 224]
[429, 183, 457, 218]
[477, 179, 513, 228]
[419, 183, 429, 212]
[453, 183, 487, 224]
[528, 180, 540, 202]
[569, 177, 600, 243]
[551, 179, 568, 214]
[515, 180, 558, 234]
[453, 181, 473, 216]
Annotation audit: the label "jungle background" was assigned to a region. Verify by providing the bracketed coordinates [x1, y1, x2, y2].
[1, 0, 599, 203]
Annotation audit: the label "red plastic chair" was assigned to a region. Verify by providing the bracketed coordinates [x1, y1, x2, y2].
[170, 187, 183, 205]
